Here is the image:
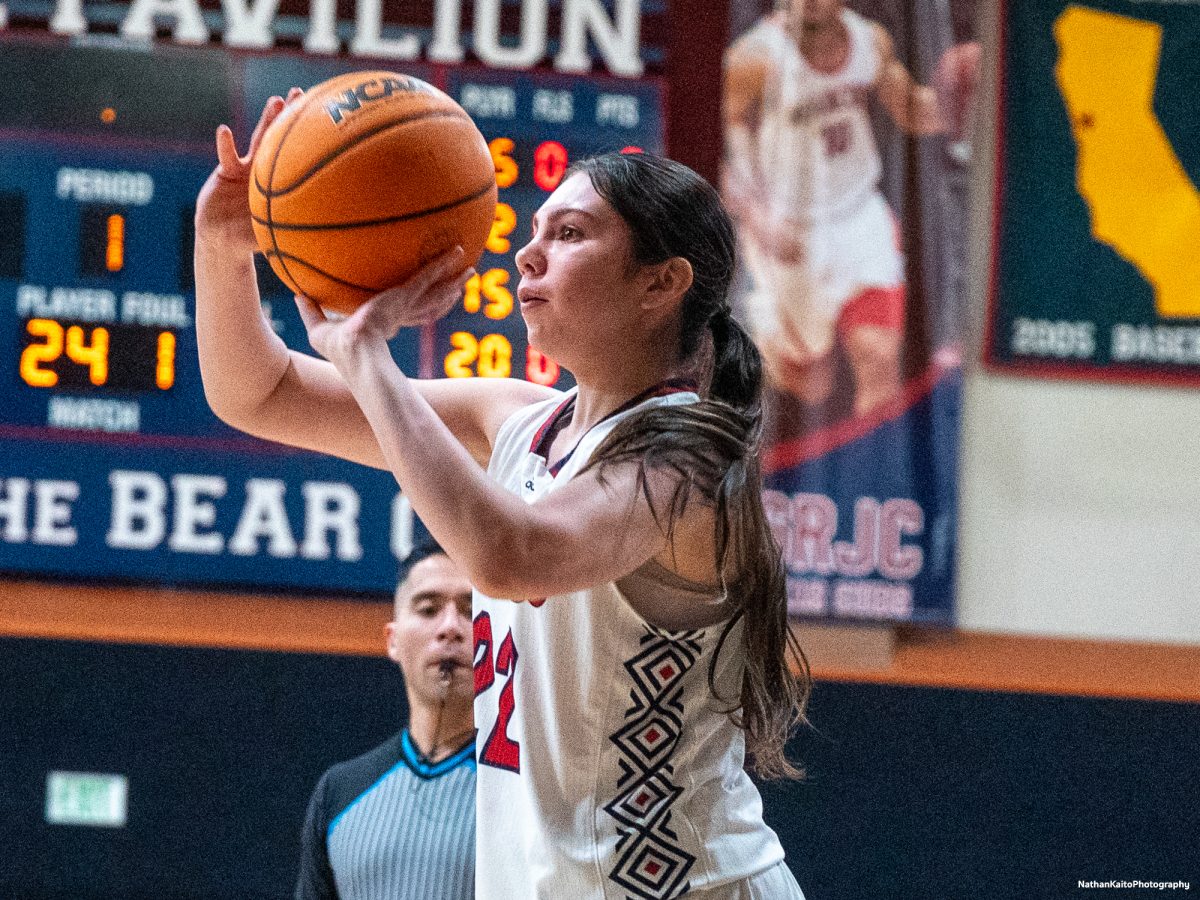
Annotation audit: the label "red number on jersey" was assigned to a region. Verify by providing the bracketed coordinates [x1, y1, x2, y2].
[821, 120, 854, 157]
[473, 611, 495, 695]
[473, 613, 522, 772]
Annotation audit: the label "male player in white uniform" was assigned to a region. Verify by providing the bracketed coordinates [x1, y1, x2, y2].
[724, 0, 947, 417]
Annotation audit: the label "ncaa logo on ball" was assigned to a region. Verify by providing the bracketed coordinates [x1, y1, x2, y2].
[324, 76, 435, 125]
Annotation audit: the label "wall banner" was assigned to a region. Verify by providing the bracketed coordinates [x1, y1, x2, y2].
[987, 0, 1200, 384]
[725, 0, 978, 623]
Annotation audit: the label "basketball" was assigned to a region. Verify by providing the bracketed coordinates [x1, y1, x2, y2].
[249, 71, 497, 315]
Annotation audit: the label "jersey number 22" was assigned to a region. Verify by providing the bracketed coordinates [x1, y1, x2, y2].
[474, 611, 521, 772]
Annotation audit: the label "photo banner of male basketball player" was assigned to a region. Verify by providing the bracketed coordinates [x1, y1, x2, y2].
[986, 0, 1200, 386]
[724, 0, 979, 623]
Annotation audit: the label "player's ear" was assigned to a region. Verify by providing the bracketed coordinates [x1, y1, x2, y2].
[384, 622, 403, 664]
[639, 257, 693, 311]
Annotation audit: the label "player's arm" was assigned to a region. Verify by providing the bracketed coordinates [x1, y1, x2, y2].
[721, 31, 769, 216]
[300, 295, 717, 600]
[360, 372, 714, 601]
[873, 24, 945, 136]
[720, 25, 805, 263]
[193, 95, 552, 469]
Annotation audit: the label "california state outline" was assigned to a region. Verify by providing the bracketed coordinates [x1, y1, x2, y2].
[1054, 4, 1200, 319]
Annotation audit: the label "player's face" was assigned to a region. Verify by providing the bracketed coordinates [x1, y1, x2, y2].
[387, 555, 473, 707]
[514, 172, 649, 373]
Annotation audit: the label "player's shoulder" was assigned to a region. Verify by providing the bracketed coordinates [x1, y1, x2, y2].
[419, 375, 560, 462]
[851, 11, 893, 57]
[488, 379, 566, 427]
[727, 11, 787, 63]
[481, 376, 561, 411]
[491, 382, 572, 453]
[424, 373, 556, 412]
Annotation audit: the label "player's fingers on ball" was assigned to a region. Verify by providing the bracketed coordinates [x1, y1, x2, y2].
[418, 290, 460, 325]
[407, 246, 466, 296]
[423, 266, 472, 317]
[246, 95, 285, 159]
[431, 264, 473, 295]
[294, 294, 327, 329]
[429, 246, 467, 285]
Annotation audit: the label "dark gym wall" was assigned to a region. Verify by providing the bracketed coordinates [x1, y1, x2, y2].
[2, 640, 401, 899]
[3, 638, 1197, 899]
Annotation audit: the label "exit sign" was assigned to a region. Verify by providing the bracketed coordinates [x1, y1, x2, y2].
[45, 771, 128, 827]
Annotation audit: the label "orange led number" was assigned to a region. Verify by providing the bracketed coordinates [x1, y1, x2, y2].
[533, 141, 569, 192]
[490, 137, 518, 188]
[444, 332, 513, 378]
[487, 203, 517, 254]
[156, 331, 176, 390]
[105, 213, 125, 272]
[65, 325, 110, 385]
[20, 319, 64, 387]
[462, 269, 514, 320]
[526, 346, 560, 387]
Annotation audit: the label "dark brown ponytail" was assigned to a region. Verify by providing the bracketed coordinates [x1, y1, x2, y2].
[572, 153, 811, 779]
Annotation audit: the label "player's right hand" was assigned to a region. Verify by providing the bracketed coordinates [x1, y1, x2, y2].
[295, 247, 474, 373]
[194, 88, 302, 254]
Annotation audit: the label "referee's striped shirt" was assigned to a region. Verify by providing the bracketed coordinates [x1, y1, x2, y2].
[295, 730, 475, 900]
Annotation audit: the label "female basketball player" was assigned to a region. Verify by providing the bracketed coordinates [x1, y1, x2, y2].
[195, 94, 810, 899]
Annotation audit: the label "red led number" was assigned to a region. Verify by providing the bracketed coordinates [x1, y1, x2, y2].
[525, 346, 560, 387]
[533, 141, 569, 192]
[473, 612, 522, 772]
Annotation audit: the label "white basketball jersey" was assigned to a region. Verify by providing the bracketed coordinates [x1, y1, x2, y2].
[751, 10, 882, 222]
[474, 387, 787, 900]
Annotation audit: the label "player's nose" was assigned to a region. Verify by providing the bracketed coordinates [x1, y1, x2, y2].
[514, 235, 545, 277]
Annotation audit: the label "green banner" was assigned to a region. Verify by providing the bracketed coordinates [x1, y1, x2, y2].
[988, 0, 1200, 384]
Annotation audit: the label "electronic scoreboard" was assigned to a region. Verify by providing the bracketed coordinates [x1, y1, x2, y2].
[0, 34, 663, 593]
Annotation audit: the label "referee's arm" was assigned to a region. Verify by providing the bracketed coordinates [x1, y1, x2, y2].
[295, 772, 339, 900]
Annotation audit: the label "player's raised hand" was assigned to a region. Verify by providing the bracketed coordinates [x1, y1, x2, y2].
[933, 41, 981, 154]
[295, 247, 474, 372]
[195, 88, 303, 253]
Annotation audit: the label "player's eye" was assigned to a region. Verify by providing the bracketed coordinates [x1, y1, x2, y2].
[559, 225, 580, 240]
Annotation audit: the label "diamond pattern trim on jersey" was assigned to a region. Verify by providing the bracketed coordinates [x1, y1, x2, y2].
[603, 627, 704, 899]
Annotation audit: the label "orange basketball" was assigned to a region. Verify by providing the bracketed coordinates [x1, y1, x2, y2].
[249, 71, 497, 315]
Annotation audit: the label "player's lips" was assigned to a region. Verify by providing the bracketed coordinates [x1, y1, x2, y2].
[517, 287, 548, 307]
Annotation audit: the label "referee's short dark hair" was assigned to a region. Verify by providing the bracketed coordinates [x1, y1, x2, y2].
[396, 533, 447, 590]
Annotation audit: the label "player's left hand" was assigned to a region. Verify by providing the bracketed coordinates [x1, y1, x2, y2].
[295, 247, 474, 373]
[195, 87, 303, 254]
[933, 41, 982, 144]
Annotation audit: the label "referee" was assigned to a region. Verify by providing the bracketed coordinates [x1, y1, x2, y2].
[295, 539, 476, 900]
